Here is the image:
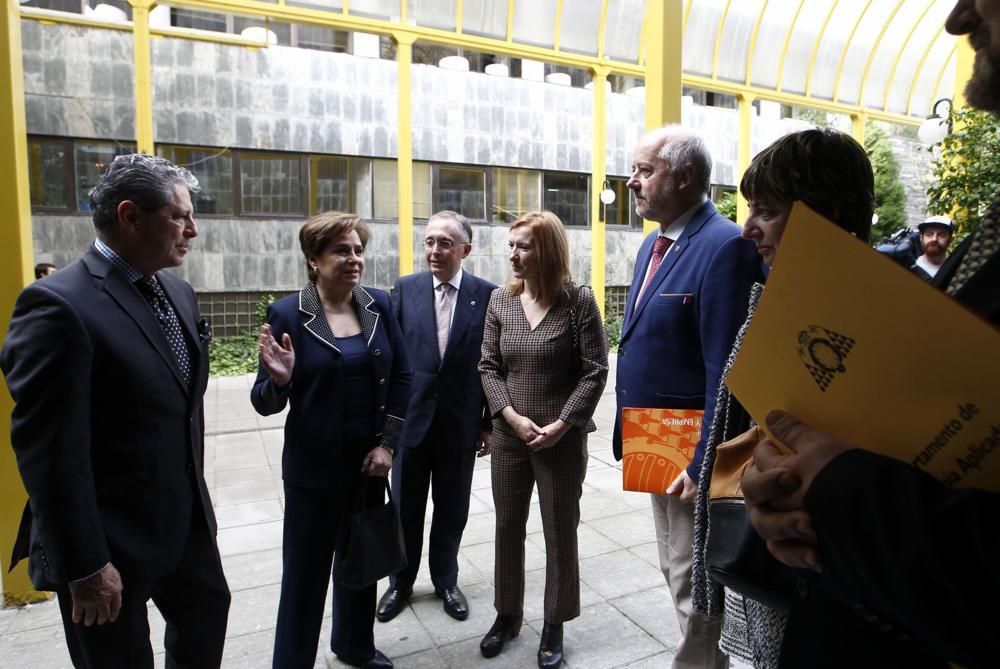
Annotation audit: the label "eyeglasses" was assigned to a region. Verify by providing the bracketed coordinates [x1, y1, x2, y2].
[423, 237, 463, 250]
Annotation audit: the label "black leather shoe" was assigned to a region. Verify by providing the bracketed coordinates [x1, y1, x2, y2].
[480, 612, 523, 658]
[376, 586, 411, 622]
[435, 585, 469, 620]
[537, 621, 563, 669]
[336, 649, 393, 669]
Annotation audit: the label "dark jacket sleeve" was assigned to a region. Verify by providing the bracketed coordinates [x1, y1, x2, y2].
[377, 290, 412, 451]
[806, 449, 1000, 668]
[0, 284, 109, 582]
[478, 289, 511, 419]
[250, 303, 291, 416]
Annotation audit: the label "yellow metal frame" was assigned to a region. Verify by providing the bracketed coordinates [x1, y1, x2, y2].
[710, 0, 732, 79]
[774, 0, 806, 93]
[905, 18, 949, 115]
[833, 0, 874, 103]
[856, 0, 906, 107]
[743, 0, 770, 86]
[881, 0, 937, 111]
[804, 0, 840, 96]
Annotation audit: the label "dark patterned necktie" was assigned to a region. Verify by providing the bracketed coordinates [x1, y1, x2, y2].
[638, 235, 673, 301]
[136, 276, 192, 386]
[947, 193, 1000, 296]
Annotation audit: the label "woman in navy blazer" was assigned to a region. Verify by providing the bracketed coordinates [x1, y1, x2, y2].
[251, 212, 411, 669]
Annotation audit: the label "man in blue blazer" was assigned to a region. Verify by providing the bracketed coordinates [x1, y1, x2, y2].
[378, 211, 497, 622]
[2, 155, 230, 667]
[613, 127, 762, 668]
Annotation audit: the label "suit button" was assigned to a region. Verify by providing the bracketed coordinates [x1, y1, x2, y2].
[379, 405, 385, 411]
[378, 378, 386, 385]
[373, 348, 381, 357]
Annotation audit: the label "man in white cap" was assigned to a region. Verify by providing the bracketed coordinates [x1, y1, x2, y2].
[911, 215, 954, 280]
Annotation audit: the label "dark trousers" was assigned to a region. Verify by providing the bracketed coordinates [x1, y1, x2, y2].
[390, 418, 477, 590]
[273, 479, 380, 669]
[491, 427, 588, 624]
[56, 511, 230, 669]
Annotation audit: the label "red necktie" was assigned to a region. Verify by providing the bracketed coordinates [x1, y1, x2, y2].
[638, 236, 673, 301]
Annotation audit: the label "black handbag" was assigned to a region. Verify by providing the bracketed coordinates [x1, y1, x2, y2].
[335, 476, 407, 591]
[706, 426, 799, 612]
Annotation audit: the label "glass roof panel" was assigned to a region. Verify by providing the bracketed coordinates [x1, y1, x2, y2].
[779, 0, 838, 95]
[461, 0, 509, 40]
[409, 0, 457, 30]
[884, 2, 954, 114]
[511, 0, 556, 48]
[862, 0, 929, 109]
[748, 0, 796, 89]
[936, 51, 957, 107]
[348, 0, 398, 20]
[286, 0, 345, 10]
[909, 38, 956, 118]
[683, 0, 726, 77]
[835, 1, 898, 105]
[809, 0, 871, 101]
[558, 0, 603, 56]
[716, 0, 766, 83]
[603, 0, 644, 63]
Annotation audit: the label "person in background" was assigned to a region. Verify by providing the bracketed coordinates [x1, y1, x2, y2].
[478, 211, 608, 669]
[251, 212, 411, 669]
[33, 262, 56, 280]
[910, 215, 954, 281]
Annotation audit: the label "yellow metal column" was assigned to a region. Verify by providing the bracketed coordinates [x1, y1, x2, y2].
[643, 0, 683, 234]
[1, 0, 45, 607]
[851, 112, 866, 146]
[736, 93, 755, 225]
[130, 0, 155, 154]
[590, 67, 609, 318]
[394, 31, 415, 276]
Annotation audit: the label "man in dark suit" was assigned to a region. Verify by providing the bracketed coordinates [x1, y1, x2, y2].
[613, 127, 761, 669]
[742, 2, 1000, 667]
[1, 154, 230, 668]
[377, 211, 496, 623]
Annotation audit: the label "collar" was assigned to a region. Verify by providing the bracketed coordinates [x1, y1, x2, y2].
[94, 239, 145, 283]
[433, 267, 464, 292]
[659, 195, 708, 241]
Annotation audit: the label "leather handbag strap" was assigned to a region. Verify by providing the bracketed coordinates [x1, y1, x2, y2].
[708, 425, 762, 500]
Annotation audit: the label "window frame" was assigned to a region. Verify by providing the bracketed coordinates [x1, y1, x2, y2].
[234, 151, 309, 218]
[27, 135, 75, 213]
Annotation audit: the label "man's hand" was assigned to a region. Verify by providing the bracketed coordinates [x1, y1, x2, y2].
[362, 446, 393, 477]
[665, 470, 697, 503]
[68, 562, 122, 626]
[476, 430, 492, 457]
[742, 410, 853, 571]
[526, 419, 570, 451]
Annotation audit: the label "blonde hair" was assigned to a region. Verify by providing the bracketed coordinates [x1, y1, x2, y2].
[507, 210, 572, 306]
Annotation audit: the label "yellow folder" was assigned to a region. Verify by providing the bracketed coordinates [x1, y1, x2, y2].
[726, 203, 1000, 492]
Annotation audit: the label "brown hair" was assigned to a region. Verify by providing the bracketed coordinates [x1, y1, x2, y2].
[740, 128, 874, 242]
[507, 210, 572, 306]
[299, 211, 370, 282]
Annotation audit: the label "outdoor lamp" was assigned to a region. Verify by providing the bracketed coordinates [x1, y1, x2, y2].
[918, 98, 953, 145]
[600, 181, 616, 205]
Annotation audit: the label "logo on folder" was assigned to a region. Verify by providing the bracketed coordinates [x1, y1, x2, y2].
[797, 325, 855, 392]
[621, 408, 703, 493]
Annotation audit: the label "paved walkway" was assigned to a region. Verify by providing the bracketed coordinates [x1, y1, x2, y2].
[0, 358, 745, 668]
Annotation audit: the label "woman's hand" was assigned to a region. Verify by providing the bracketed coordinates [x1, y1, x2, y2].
[361, 446, 392, 477]
[502, 407, 546, 444]
[259, 324, 294, 387]
[526, 419, 570, 451]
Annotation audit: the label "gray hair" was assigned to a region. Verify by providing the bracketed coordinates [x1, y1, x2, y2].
[653, 125, 713, 195]
[89, 153, 200, 232]
[428, 210, 473, 243]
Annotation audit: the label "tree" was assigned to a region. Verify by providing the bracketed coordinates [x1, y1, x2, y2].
[926, 105, 1000, 238]
[716, 191, 737, 222]
[864, 121, 908, 243]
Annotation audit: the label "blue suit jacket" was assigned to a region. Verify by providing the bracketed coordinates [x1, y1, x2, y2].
[251, 284, 412, 489]
[613, 200, 763, 481]
[391, 270, 496, 451]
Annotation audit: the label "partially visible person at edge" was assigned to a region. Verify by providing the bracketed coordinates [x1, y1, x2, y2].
[1, 154, 230, 668]
[688, 128, 895, 669]
[250, 211, 412, 669]
[613, 125, 762, 669]
[477, 211, 609, 669]
[911, 215, 955, 281]
[34, 262, 56, 279]
[741, 1, 1000, 667]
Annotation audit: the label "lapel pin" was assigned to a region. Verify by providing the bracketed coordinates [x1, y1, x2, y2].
[470, 300, 476, 306]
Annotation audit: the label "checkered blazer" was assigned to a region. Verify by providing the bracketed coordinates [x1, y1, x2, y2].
[479, 285, 609, 434]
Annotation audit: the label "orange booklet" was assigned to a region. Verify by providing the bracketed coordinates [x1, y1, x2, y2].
[621, 408, 703, 493]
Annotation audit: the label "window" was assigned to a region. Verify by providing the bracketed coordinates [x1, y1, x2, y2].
[171, 7, 228, 32]
[159, 146, 234, 214]
[311, 156, 372, 215]
[238, 153, 305, 216]
[232, 17, 292, 44]
[413, 163, 432, 219]
[604, 178, 638, 226]
[492, 168, 540, 224]
[372, 159, 398, 219]
[434, 166, 486, 220]
[543, 172, 589, 227]
[75, 142, 136, 212]
[28, 137, 72, 210]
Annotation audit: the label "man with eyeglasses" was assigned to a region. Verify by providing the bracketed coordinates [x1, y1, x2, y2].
[378, 211, 497, 623]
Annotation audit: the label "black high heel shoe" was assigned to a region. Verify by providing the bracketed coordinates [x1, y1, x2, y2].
[480, 612, 523, 658]
[537, 621, 563, 669]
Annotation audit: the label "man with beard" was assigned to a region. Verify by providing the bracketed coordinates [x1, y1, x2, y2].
[911, 216, 954, 281]
[740, 1, 1000, 666]
[614, 126, 761, 669]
